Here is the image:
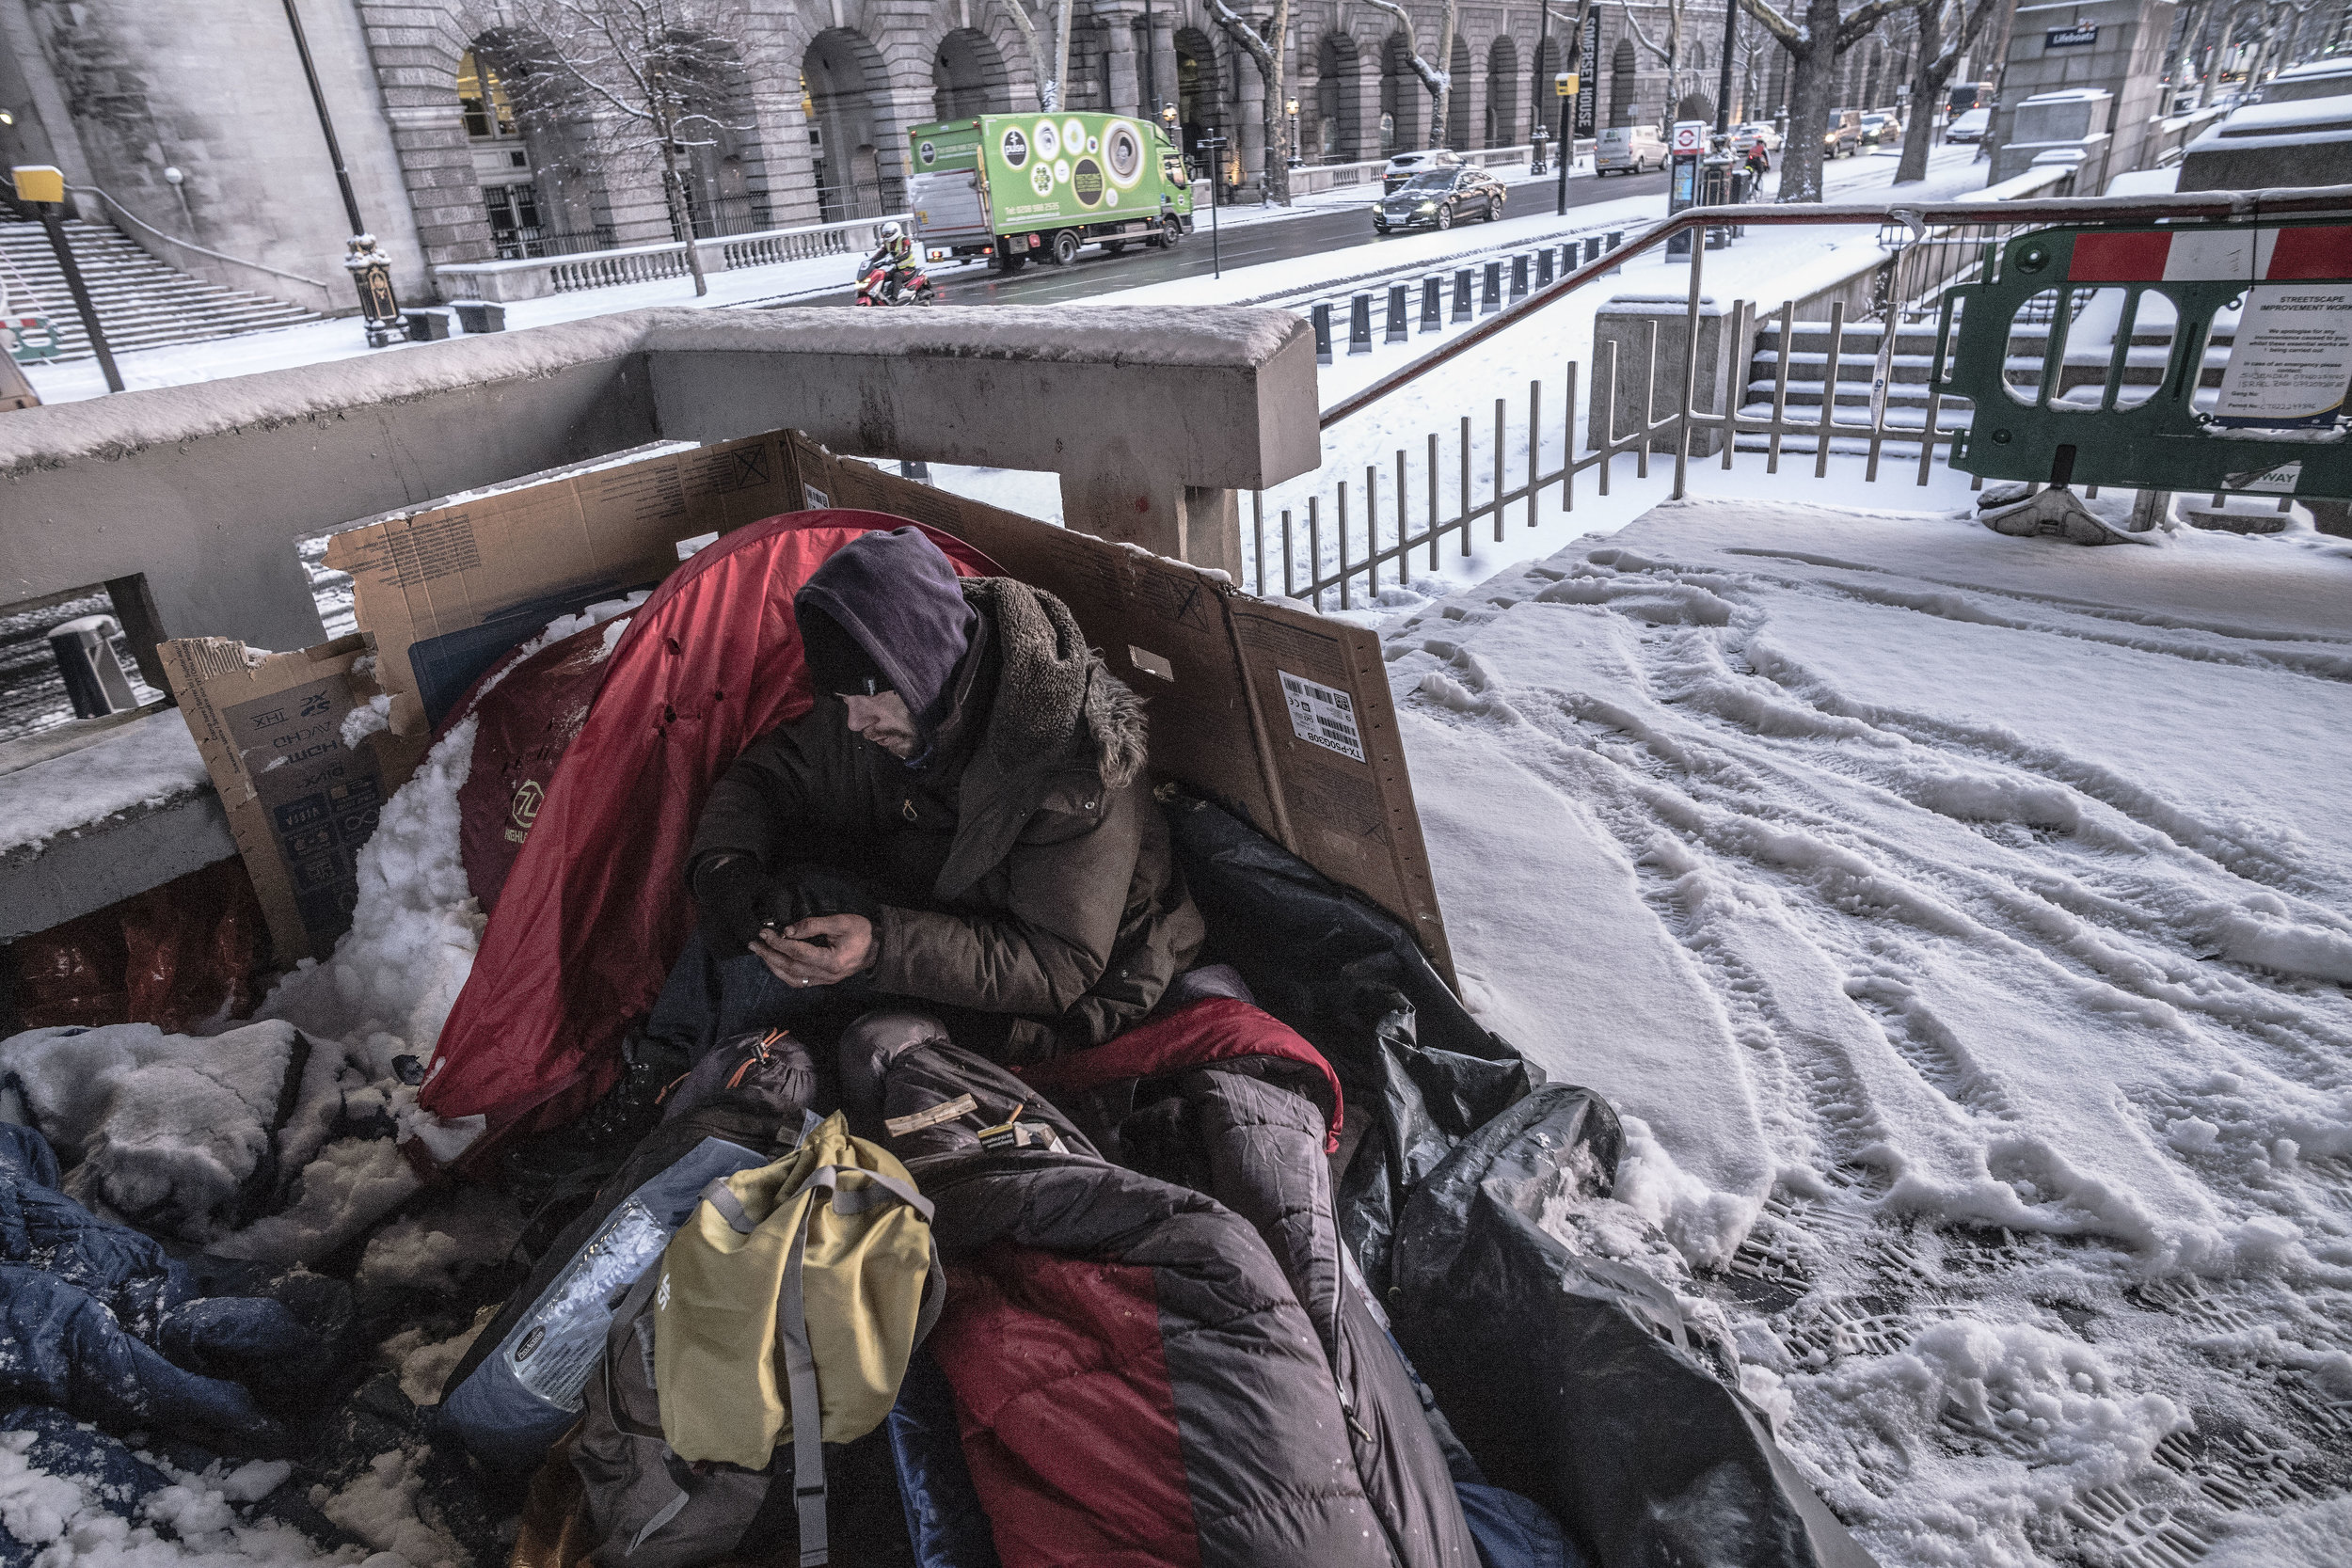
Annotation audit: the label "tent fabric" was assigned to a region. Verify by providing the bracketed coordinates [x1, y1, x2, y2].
[417, 512, 999, 1155]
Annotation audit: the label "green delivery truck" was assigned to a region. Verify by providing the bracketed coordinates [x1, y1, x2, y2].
[907, 112, 1195, 273]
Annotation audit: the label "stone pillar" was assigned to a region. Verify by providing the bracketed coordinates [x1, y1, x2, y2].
[1151, 16, 1181, 122]
[1237, 51, 1268, 192]
[1109, 22, 1142, 115]
[1586, 293, 1734, 457]
[1350, 56, 1383, 159]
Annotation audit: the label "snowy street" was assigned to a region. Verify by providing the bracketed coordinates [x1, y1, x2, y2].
[1391, 497, 2352, 1566]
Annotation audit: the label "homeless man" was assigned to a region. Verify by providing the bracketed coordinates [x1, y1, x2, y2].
[648, 527, 1205, 1065]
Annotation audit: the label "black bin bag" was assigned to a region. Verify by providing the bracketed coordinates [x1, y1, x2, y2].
[1389, 1087, 1877, 1568]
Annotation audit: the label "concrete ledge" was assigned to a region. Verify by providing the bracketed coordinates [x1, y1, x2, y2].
[1, 776, 233, 944]
[1, 305, 1322, 652]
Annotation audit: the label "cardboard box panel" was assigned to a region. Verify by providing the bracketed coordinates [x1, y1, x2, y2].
[323, 432, 803, 734]
[160, 635, 428, 962]
[787, 436, 1457, 987]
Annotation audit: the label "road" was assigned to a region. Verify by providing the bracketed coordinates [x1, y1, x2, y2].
[803, 166, 1671, 308]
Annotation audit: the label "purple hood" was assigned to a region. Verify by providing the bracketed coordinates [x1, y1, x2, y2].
[794, 527, 979, 748]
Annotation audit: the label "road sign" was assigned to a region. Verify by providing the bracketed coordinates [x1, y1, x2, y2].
[1671, 121, 1706, 155]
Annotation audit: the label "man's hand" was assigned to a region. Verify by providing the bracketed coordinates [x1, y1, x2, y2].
[753, 913, 877, 989]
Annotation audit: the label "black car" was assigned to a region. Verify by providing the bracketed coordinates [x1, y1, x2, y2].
[1373, 166, 1507, 233]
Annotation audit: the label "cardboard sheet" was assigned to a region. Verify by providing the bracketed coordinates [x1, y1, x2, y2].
[322, 434, 803, 735]
[158, 636, 428, 962]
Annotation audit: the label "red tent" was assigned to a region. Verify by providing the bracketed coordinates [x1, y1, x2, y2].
[417, 511, 999, 1158]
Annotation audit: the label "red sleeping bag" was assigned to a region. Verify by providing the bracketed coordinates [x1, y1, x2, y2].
[417, 511, 1000, 1154]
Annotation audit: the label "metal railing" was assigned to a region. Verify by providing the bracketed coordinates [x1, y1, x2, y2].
[1248, 184, 2352, 608]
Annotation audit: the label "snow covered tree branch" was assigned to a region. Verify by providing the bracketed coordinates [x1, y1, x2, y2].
[1207, 0, 1294, 204]
[1740, 0, 1931, 201]
[1361, 0, 1463, 145]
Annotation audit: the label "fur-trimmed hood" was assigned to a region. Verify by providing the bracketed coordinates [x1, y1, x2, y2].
[961, 578, 1148, 792]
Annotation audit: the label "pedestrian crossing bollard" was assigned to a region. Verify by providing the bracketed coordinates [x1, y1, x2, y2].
[1385, 283, 1408, 342]
[1421, 276, 1442, 331]
[1481, 261, 1502, 314]
[1606, 230, 1625, 275]
[1312, 302, 1334, 364]
[1452, 269, 1473, 323]
[1537, 247, 1555, 287]
[1583, 236, 1601, 265]
[1510, 254, 1530, 301]
[1348, 292, 1374, 354]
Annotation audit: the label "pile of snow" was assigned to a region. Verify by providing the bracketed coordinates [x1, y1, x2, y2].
[1391, 494, 2352, 1565]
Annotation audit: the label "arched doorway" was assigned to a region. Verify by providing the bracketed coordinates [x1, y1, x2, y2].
[1486, 36, 1518, 146]
[1314, 32, 1361, 161]
[1446, 35, 1472, 148]
[804, 27, 894, 220]
[1609, 36, 1637, 129]
[1174, 26, 1225, 166]
[1381, 33, 1421, 151]
[933, 27, 1011, 120]
[461, 34, 611, 256]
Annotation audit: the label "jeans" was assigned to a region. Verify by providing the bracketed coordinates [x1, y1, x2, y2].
[645, 929, 882, 1065]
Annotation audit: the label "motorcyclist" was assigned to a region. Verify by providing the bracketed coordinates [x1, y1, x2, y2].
[859, 221, 928, 305]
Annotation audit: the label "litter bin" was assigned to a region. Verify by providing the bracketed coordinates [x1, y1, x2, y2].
[49, 614, 139, 719]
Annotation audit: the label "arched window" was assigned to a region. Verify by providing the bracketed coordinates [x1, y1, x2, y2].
[457, 50, 517, 140]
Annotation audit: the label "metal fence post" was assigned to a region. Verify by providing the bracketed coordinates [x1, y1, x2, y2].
[1421, 276, 1442, 332]
[1312, 302, 1333, 365]
[1482, 261, 1502, 314]
[1348, 293, 1373, 355]
[1386, 283, 1408, 343]
[1511, 254, 1530, 301]
[1583, 236, 1601, 265]
[1453, 269, 1473, 324]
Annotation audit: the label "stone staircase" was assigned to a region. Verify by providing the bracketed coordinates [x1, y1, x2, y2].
[1739, 305, 2233, 460]
[1, 217, 322, 363]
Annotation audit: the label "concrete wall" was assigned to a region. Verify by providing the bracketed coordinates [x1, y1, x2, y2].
[1989, 0, 2179, 184]
[6, 0, 430, 317]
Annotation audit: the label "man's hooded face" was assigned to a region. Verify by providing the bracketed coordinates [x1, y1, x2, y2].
[794, 528, 979, 761]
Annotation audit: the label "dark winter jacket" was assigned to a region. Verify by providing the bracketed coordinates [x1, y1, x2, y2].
[0, 1123, 325, 1457]
[690, 576, 1204, 1058]
[855, 1005, 1475, 1568]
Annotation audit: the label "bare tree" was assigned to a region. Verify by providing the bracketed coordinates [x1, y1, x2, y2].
[994, 0, 1077, 110]
[1741, 0, 1931, 201]
[1363, 0, 1463, 148]
[1209, 0, 1293, 203]
[498, 0, 762, 296]
[2238, 0, 2319, 92]
[1892, 0, 2000, 182]
[1620, 0, 1706, 125]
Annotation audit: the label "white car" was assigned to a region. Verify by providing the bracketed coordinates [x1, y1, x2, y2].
[1735, 122, 1783, 153]
[1380, 149, 1463, 194]
[1945, 107, 1992, 144]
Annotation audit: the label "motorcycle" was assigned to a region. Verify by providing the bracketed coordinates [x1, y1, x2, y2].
[853, 257, 937, 308]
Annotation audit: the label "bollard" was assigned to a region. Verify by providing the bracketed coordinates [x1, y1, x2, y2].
[1348, 292, 1374, 354]
[1421, 276, 1442, 331]
[1606, 230, 1625, 275]
[1510, 254, 1529, 301]
[1537, 247, 1554, 287]
[452, 299, 505, 334]
[1481, 261, 1502, 314]
[1312, 301, 1334, 364]
[1583, 236, 1601, 264]
[1452, 269, 1473, 323]
[48, 614, 138, 720]
[1385, 283, 1408, 342]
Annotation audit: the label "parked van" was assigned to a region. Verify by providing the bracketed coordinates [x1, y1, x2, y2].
[1596, 124, 1667, 174]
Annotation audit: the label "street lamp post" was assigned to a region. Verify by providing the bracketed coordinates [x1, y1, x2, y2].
[1142, 0, 1159, 116]
[1555, 71, 1575, 215]
[1286, 98, 1302, 167]
[1532, 2, 1552, 175]
[9, 164, 122, 392]
[278, 0, 404, 346]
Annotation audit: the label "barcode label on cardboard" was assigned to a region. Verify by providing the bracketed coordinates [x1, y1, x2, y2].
[1279, 671, 1365, 763]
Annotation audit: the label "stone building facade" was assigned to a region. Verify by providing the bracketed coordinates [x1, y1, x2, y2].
[3, 0, 1919, 315]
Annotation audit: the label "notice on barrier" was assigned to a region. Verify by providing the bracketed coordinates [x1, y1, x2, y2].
[2214, 284, 2352, 427]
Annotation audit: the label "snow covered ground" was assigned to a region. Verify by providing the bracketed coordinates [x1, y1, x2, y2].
[1392, 493, 2352, 1567]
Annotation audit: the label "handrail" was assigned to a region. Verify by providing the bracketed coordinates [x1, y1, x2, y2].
[66, 184, 332, 289]
[1317, 182, 2352, 430]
